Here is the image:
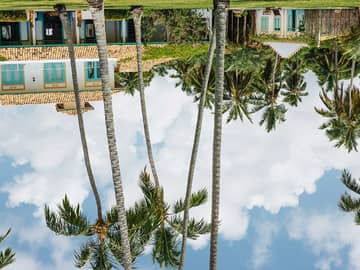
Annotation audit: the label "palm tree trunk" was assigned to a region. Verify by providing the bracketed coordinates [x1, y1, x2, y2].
[54, 4, 103, 222]
[132, 7, 160, 188]
[209, 2, 227, 270]
[349, 58, 356, 115]
[272, 53, 279, 99]
[178, 28, 216, 270]
[242, 12, 247, 47]
[87, 1, 132, 269]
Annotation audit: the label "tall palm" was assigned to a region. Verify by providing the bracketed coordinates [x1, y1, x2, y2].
[223, 47, 267, 123]
[45, 195, 145, 269]
[209, 1, 228, 270]
[254, 55, 287, 132]
[178, 28, 216, 270]
[87, 0, 132, 268]
[0, 229, 15, 269]
[115, 71, 154, 96]
[54, 4, 103, 222]
[305, 46, 350, 92]
[315, 85, 360, 152]
[281, 59, 308, 107]
[338, 170, 360, 224]
[135, 170, 210, 268]
[132, 6, 160, 188]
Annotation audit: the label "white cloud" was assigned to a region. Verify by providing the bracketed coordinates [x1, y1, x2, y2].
[287, 209, 360, 270]
[252, 221, 278, 269]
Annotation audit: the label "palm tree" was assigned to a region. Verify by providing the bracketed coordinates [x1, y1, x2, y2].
[281, 59, 308, 107]
[209, 1, 228, 269]
[223, 47, 267, 123]
[115, 71, 154, 96]
[254, 55, 287, 132]
[135, 170, 210, 268]
[338, 170, 360, 224]
[178, 28, 216, 270]
[87, 0, 132, 268]
[45, 195, 145, 269]
[315, 85, 360, 152]
[132, 6, 160, 188]
[54, 4, 103, 222]
[0, 229, 15, 269]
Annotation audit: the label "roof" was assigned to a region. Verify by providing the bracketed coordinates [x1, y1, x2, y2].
[0, 44, 173, 72]
[0, 90, 120, 106]
[263, 42, 308, 58]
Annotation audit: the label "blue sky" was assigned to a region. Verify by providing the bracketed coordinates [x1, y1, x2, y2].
[0, 68, 360, 270]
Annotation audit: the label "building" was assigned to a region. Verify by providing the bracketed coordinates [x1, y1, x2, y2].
[254, 9, 305, 37]
[0, 10, 136, 46]
[0, 58, 120, 115]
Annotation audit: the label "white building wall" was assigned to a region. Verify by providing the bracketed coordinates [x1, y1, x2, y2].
[255, 9, 297, 38]
[0, 58, 117, 92]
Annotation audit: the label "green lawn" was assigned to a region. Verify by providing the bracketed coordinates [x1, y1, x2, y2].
[1, 0, 360, 10]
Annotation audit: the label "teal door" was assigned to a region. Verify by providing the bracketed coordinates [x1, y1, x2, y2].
[261, 16, 269, 32]
[274, 17, 281, 31]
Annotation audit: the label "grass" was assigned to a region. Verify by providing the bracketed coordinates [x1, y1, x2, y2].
[1, 0, 360, 10]
[143, 44, 209, 60]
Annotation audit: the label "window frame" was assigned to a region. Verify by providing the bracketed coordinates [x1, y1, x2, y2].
[44, 62, 66, 84]
[1, 64, 24, 85]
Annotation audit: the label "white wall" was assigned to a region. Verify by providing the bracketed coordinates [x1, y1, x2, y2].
[255, 9, 296, 38]
[0, 58, 117, 92]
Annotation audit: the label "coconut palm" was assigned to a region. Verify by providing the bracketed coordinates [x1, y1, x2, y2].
[132, 6, 160, 188]
[115, 71, 154, 96]
[54, 4, 103, 221]
[45, 195, 146, 269]
[178, 28, 216, 270]
[338, 170, 360, 224]
[305, 46, 350, 92]
[315, 85, 360, 152]
[222, 47, 267, 123]
[135, 170, 210, 268]
[0, 229, 15, 269]
[87, 0, 132, 268]
[281, 59, 308, 107]
[209, 1, 228, 270]
[254, 55, 287, 132]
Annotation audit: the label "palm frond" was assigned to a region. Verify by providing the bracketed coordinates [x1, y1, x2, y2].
[44, 195, 91, 236]
[74, 241, 94, 268]
[152, 226, 180, 267]
[338, 192, 360, 212]
[172, 188, 208, 214]
[0, 248, 15, 269]
[340, 170, 360, 194]
[168, 216, 211, 240]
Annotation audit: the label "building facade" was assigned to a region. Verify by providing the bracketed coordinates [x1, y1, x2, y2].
[255, 9, 305, 37]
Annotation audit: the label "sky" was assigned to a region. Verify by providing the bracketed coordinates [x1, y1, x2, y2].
[0, 65, 360, 270]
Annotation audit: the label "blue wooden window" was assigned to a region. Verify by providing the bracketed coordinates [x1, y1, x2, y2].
[274, 17, 281, 31]
[44, 63, 65, 83]
[261, 16, 269, 32]
[287, 10, 295, 32]
[86, 61, 101, 81]
[1, 64, 24, 85]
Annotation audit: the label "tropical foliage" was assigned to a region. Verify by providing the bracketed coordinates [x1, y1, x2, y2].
[0, 229, 15, 269]
[134, 170, 211, 268]
[315, 85, 360, 152]
[142, 9, 209, 43]
[339, 170, 360, 224]
[45, 195, 143, 269]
